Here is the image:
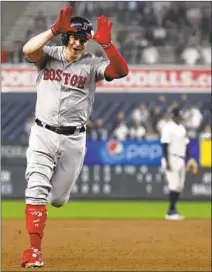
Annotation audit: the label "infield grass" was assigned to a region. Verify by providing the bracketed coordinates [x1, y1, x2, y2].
[1, 200, 211, 219]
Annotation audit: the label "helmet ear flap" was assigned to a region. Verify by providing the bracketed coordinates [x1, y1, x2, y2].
[61, 33, 69, 46]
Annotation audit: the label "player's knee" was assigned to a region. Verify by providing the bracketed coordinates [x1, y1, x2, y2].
[48, 192, 70, 208]
[50, 198, 67, 208]
[171, 185, 184, 193]
[51, 201, 64, 208]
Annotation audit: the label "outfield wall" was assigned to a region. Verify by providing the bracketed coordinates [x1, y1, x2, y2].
[1, 142, 211, 201]
[1, 90, 211, 201]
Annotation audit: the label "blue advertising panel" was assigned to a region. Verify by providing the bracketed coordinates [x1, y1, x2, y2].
[187, 139, 199, 164]
[84, 139, 199, 166]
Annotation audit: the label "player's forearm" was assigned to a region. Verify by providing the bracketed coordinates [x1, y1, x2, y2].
[103, 43, 129, 79]
[23, 29, 54, 55]
[162, 143, 170, 164]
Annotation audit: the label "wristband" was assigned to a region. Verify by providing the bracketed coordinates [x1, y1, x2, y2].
[51, 26, 59, 36]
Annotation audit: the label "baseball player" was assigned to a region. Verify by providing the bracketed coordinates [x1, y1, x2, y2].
[161, 108, 198, 220]
[20, 6, 128, 268]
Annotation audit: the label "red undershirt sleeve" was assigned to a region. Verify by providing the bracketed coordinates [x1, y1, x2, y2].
[103, 42, 129, 79]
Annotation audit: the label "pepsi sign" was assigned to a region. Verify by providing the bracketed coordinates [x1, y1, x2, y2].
[84, 139, 163, 166]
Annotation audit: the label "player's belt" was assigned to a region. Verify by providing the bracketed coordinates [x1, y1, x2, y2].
[170, 153, 185, 159]
[35, 118, 86, 135]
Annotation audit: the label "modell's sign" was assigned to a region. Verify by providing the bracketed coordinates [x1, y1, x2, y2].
[1, 65, 211, 92]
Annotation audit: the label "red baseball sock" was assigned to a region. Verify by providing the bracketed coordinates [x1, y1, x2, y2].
[25, 204, 47, 251]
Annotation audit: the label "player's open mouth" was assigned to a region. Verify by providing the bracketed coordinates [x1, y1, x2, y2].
[73, 48, 81, 52]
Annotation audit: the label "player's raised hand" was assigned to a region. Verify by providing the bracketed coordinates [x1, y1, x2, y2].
[93, 15, 113, 48]
[51, 6, 77, 36]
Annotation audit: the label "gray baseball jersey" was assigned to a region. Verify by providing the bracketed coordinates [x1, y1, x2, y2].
[25, 45, 110, 207]
[35, 45, 109, 126]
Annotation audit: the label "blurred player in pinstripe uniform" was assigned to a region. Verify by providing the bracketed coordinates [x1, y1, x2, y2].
[161, 108, 198, 220]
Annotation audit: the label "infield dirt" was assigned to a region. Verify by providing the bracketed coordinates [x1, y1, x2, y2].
[2, 219, 211, 271]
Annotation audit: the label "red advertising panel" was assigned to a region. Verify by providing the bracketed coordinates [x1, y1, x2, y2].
[2, 65, 211, 92]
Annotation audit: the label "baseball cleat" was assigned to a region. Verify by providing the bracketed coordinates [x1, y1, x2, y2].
[21, 247, 44, 268]
[165, 213, 185, 220]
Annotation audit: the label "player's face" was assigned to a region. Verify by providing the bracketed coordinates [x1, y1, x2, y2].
[67, 35, 87, 56]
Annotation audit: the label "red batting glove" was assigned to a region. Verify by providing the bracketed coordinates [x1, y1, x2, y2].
[51, 6, 77, 36]
[93, 15, 113, 48]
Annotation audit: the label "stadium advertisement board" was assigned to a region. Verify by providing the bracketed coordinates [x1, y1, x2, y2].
[200, 139, 212, 167]
[1, 165, 211, 201]
[2, 65, 211, 92]
[1, 139, 199, 167]
[1, 140, 210, 200]
[84, 139, 199, 166]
